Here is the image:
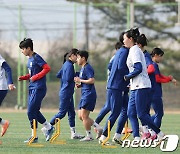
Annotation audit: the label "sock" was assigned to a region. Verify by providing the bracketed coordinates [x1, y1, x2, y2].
[0, 119, 5, 125]
[43, 121, 51, 130]
[114, 133, 121, 140]
[86, 130, 92, 138]
[93, 121, 102, 130]
[134, 136, 140, 141]
[149, 129, 156, 136]
[70, 127, 76, 134]
[142, 125, 149, 133]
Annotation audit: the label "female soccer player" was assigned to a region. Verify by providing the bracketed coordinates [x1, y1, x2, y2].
[151, 48, 177, 129]
[0, 53, 15, 137]
[136, 34, 156, 138]
[123, 28, 164, 141]
[49, 49, 84, 140]
[74, 50, 100, 141]
[99, 32, 130, 144]
[19, 38, 53, 142]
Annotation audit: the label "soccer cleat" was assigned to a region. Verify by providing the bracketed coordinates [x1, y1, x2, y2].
[94, 127, 103, 139]
[112, 137, 123, 145]
[141, 132, 151, 140]
[122, 128, 133, 134]
[1, 120, 10, 137]
[80, 136, 94, 141]
[71, 133, 85, 139]
[46, 126, 55, 141]
[24, 136, 38, 143]
[41, 127, 48, 137]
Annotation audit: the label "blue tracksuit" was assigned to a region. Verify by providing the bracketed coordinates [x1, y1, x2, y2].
[78, 63, 97, 111]
[102, 46, 129, 137]
[50, 60, 76, 127]
[27, 53, 47, 128]
[151, 62, 164, 128]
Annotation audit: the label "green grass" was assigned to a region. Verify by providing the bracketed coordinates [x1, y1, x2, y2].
[0, 111, 179, 154]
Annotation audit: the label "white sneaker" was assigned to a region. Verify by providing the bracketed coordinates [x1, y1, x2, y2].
[157, 131, 165, 141]
[80, 136, 93, 141]
[41, 127, 48, 137]
[112, 137, 123, 145]
[71, 133, 85, 139]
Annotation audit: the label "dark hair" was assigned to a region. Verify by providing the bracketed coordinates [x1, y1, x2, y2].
[125, 27, 140, 42]
[115, 42, 122, 50]
[19, 38, 33, 51]
[119, 32, 125, 45]
[137, 34, 148, 47]
[77, 50, 89, 61]
[151, 48, 164, 57]
[63, 48, 78, 64]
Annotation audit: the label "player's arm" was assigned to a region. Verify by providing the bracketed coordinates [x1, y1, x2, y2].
[74, 77, 95, 85]
[147, 64, 155, 74]
[155, 74, 172, 83]
[124, 62, 142, 81]
[30, 63, 51, 82]
[2, 62, 16, 90]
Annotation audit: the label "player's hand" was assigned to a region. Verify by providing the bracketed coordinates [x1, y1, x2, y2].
[8, 84, 16, 90]
[172, 78, 177, 86]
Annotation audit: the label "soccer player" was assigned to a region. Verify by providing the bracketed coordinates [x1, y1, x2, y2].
[49, 49, 84, 140]
[151, 48, 177, 129]
[136, 34, 156, 138]
[0, 53, 15, 137]
[123, 28, 164, 141]
[99, 32, 130, 144]
[93, 41, 122, 139]
[74, 50, 100, 141]
[18, 38, 54, 142]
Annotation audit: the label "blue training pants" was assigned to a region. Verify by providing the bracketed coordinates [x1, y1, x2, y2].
[128, 88, 161, 137]
[151, 97, 164, 128]
[28, 88, 46, 128]
[50, 94, 75, 127]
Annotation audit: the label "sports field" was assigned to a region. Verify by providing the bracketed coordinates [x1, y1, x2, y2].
[0, 110, 179, 154]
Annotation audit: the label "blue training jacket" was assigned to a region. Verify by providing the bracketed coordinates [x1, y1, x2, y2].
[107, 46, 129, 91]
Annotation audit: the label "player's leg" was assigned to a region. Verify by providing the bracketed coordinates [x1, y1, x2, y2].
[0, 90, 9, 137]
[68, 96, 84, 139]
[127, 90, 140, 141]
[136, 88, 164, 141]
[112, 91, 129, 144]
[80, 108, 94, 141]
[99, 89, 122, 143]
[151, 97, 164, 128]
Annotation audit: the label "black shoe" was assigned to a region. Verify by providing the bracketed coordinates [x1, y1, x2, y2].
[24, 136, 38, 143]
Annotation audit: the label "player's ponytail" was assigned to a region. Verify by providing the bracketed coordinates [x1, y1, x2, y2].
[137, 34, 148, 47]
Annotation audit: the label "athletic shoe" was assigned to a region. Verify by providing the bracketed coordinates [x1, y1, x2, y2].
[112, 137, 123, 145]
[46, 126, 55, 141]
[141, 132, 151, 140]
[156, 132, 165, 146]
[122, 128, 133, 134]
[99, 137, 110, 145]
[94, 127, 103, 139]
[24, 136, 38, 143]
[80, 136, 93, 141]
[71, 133, 85, 139]
[41, 127, 48, 137]
[1, 120, 10, 137]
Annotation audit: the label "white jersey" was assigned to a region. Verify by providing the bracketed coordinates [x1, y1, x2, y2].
[126, 45, 151, 90]
[0, 55, 8, 90]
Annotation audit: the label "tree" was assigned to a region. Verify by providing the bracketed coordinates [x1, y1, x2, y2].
[66, 0, 180, 80]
